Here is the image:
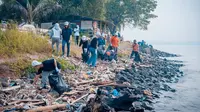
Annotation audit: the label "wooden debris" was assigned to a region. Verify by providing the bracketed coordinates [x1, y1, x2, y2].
[8, 99, 41, 105]
[27, 104, 66, 112]
[76, 79, 98, 86]
[27, 94, 88, 112]
[0, 85, 21, 92]
[63, 91, 81, 95]
[90, 81, 114, 86]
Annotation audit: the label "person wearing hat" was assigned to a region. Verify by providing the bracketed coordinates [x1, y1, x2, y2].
[110, 32, 119, 61]
[50, 23, 62, 55]
[32, 59, 61, 89]
[79, 35, 89, 62]
[62, 21, 72, 57]
[79, 35, 89, 53]
[74, 25, 80, 45]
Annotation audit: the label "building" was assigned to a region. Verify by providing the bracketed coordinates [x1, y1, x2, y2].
[41, 15, 115, 34]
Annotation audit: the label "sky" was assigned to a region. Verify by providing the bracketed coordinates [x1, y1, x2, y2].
[122, 0, 200, 44]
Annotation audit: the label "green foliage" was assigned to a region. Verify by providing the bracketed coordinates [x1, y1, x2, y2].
[57, 58, 76, 71]
[4, 58, 33, 77]
[0, 28, 51, 57]
[0, 0, 60, 23]
[0, 0, 158, 31]
[45, 0, 106, 22]
[105, 0, 157, 30]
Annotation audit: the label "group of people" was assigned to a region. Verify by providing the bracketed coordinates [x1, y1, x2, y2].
[31, 21, 142, 90]
[79, 32, 120, 68]
[50, 21, 72, 57]
[50, 21, 122, 68]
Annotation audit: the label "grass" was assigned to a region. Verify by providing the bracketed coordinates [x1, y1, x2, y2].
[56, 58, 76, 71]
[0, 28, 51, 57]
[3, 57, 77, 77]
[4, 58, 34, 77]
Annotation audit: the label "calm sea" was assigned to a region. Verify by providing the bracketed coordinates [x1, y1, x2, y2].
[153, 44, 200, 112]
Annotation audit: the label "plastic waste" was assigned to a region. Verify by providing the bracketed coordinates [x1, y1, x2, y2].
[48, 73, 71, 95]
[112, 89, 119, 97]
[87, 71, 92, 75]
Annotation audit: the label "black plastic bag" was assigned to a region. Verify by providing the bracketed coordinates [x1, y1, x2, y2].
[82, 52, 89, 63]
[48, 73, 70, 95]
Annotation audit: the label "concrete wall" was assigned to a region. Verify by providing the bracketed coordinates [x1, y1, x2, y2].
[41, 22, 52, 29]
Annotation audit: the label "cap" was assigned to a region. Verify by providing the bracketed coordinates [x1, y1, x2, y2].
[64, 21, 69, 26]
[82, 35, 87, 41]
[32, 60, 42, 67]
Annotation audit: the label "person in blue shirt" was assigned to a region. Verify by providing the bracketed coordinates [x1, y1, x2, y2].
[62, 21, 72, 57]
[97, 32, 106, 60]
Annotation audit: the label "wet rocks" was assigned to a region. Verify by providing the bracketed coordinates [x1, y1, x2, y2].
[114, 52, 183, 111]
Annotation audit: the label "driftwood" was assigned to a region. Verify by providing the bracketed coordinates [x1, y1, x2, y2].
[63, 90, 81, 95]
[27, 94, 88, 112]
[27, 104, 66, 112]
[8, 99, 41, 105]
[30, 101, 46, 106]
[0, 85, 21, 92]
[90, 81, 114, 86]
[70, 94, 88, 105]
[76, 79, 98, 86]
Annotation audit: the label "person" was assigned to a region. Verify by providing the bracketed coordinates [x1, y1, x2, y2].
[88, 28, 94, 39]
[97, 32, 106, 60]
[62, 21, 72, 57]
[74, 25, 80, 45]
[87, 36, 98, 67]
[50, 23, 62, 55]
[32, 59, 61, 89]
[130, 40, 141, 62]
[110, 33, 119, 61]
[106, 32, 111, 45]
[104, 49, 115, 61]
[79, 35, 89, 62]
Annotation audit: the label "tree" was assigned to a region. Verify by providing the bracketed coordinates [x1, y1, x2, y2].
[44, 0, 106, 22]
[105, 0, 157, 32]
[0, 0, 60, 23]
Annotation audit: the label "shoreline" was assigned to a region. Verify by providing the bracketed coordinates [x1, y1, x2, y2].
[0, 47, 184, 112]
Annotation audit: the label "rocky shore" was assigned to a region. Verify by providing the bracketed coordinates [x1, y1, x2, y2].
[0, 48, 184, 112]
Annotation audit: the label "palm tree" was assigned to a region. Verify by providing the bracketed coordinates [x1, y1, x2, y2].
[3, 0, 61, 24]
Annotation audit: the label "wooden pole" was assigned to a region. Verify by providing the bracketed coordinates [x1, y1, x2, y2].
[27, 94, 88, 112]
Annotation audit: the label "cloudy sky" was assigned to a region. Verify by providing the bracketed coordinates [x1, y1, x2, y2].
[122, 0, 200, 44]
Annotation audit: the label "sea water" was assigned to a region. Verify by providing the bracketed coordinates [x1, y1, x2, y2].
[154, 44, 200, 112]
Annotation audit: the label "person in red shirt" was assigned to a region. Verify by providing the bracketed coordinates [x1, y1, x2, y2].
[110, 33, 119, 61]
[130, 40, 141, 62]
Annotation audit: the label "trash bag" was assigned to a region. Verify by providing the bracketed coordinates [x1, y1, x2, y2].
[48, 73, 70, 95]
[82, 52, 89, 63]
[106, 93, 136, 111]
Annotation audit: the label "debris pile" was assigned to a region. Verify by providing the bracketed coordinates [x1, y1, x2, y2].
[0, 51, 183, 112]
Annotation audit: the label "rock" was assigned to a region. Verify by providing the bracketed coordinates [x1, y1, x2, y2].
[170, 88, 176, 92]
[142, 102, 154, 110]
[1, 81, 9, 87]
[135, 108, 145, 112]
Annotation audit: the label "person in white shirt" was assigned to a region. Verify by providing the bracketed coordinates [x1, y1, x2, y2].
[74, 25, 80, 45]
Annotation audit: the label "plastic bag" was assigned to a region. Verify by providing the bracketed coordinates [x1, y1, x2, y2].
[48, 73, 70, 95]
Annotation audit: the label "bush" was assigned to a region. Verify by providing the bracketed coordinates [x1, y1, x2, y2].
[56, 58, 76, 71]
[4, 58, 34, 77]
[0, 29, 51, 57]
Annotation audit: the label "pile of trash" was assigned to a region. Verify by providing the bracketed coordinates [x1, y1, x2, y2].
[0, 51, 183, 112]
